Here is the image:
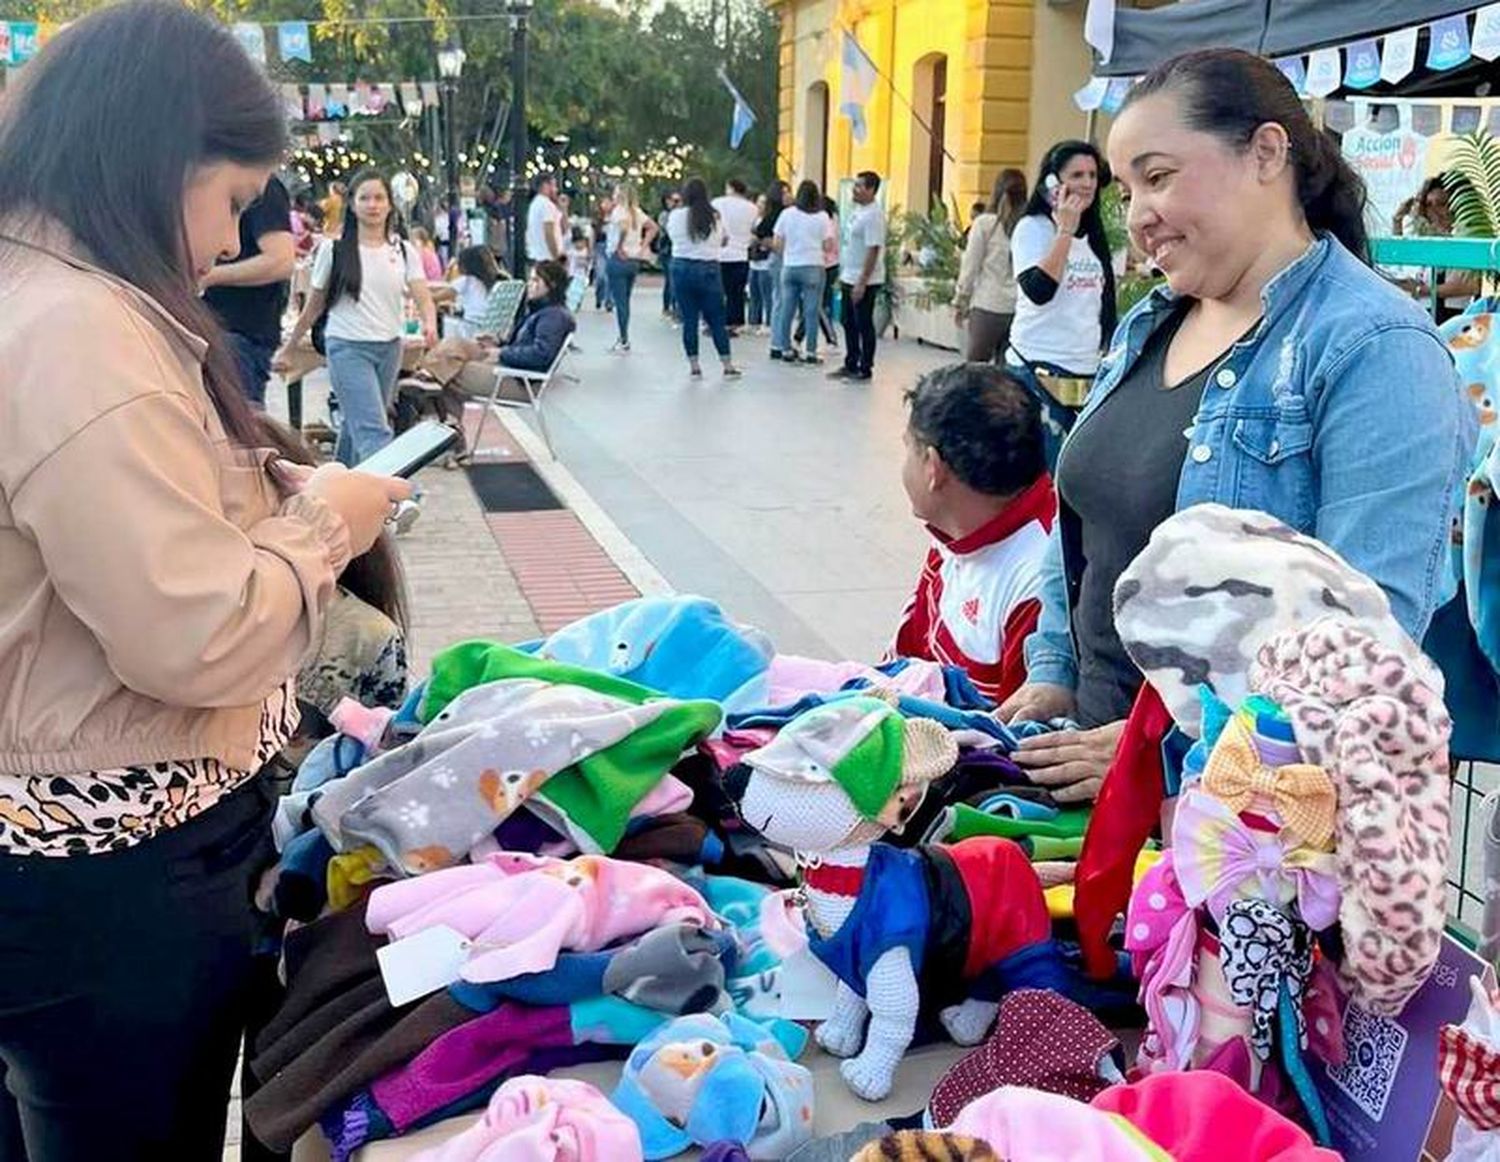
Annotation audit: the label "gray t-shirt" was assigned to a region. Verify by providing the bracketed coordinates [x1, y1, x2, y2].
[1056, 309, 1207, 726]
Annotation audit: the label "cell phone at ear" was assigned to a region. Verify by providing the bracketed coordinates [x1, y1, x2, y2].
[355, 421, 459, 479]
[1044, 174, 1061, 206]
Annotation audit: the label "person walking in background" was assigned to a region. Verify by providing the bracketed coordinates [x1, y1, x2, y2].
[713, 178, 758, 336]
[278, 170, 438, 468]
[1005, 141, 1116, 470]
[605, 180, 658, 352]
[770, 179, 831, 364]
[666, 177, 741, 379]
[829, 170, 886, 382]
[592, 195, 614, 312]
[408, 225, 445, 281]
[754, 179, 787, 340]
[793, 195, 841, 352]
[955, 167, 1027, 364]
[748, 192, 773, 334]
[320, 180, 346, 234]
[202, 174, 295, 409]
[526, 172, 565, 266]
[656, 190, 681, 320]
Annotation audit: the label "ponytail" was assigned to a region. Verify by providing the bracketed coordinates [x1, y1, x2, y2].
[1123, 48, 1370, 264]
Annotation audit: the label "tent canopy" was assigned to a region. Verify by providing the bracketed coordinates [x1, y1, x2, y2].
[1097, 0, 1480, 77]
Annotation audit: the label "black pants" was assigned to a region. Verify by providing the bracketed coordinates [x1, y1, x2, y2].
[841, 282, 879, 375]
[720, 260, 750, 328]
[0, 777, 276, 1161]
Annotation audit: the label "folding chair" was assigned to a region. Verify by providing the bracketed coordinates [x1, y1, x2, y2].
[471, 335, 573, 459]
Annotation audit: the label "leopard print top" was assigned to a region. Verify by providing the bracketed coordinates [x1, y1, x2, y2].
[0, 681, 297, 857]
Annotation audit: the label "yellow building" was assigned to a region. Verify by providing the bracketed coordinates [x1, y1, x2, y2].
[767, 0, 1096, 218]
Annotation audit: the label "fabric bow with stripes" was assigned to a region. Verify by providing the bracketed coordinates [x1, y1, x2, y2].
[1201, 716, 1336, 849]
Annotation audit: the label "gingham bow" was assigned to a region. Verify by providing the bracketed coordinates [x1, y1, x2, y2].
[1201, 716, 1336, 849]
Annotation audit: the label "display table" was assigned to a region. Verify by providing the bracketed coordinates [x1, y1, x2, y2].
[290, 1041, 973, 1161]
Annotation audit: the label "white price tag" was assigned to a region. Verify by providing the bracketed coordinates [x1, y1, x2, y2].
[777, 947, 839, 1021]
[376, 925, 471, 1007]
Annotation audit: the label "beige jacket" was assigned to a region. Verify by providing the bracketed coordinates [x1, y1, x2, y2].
[955, 213, 1018, 316]
[0, 221, 351, 775]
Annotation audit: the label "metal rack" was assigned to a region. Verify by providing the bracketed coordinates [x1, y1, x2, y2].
[1372, 234, 1499, 950]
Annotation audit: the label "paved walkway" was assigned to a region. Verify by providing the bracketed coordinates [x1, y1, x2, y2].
[531, 279, 954, 662]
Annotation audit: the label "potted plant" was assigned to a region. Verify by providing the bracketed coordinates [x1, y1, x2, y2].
[889, 200, 965, 349]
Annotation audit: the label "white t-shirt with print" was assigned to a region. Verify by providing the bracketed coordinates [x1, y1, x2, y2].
[526, 194, 563, 261]
[311, 238, 424, 343]
[839, 202, 887, 285]
[775, 207, 832, 268]
[1007, 213, 1105, 374]
[713, 195, 759, 263]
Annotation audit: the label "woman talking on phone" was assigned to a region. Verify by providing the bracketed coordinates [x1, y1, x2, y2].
[1006, 140, 1117, 468]
[0, 4, 410, 1154]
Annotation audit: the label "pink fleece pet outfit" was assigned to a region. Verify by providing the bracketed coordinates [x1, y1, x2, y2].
[366, 852, 714, 983]
[412, 1075, 642, 1162]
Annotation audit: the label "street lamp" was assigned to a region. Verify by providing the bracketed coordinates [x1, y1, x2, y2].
[507, 0, 533, 277]
[437, 33, 466, 265]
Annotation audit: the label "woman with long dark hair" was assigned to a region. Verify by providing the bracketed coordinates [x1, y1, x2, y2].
[0, 3, 411, 1152]
[956, 167, 1027, 363]
[666, 177, 740, 378]
[770, 179, 832, 363]
[450, 243, 501, 333]
[1004, 49, 1468, 807]
[279, 170, 438, 467]
[1006, 141, 1116, 467]
[752, 179, 788, 335]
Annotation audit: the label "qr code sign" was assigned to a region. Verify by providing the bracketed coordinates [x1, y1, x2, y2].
[1325, 1005, 1408, 1121]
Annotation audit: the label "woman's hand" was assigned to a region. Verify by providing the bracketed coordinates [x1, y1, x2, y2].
[271, 345, 294, 373]
[997, 682, 1076, 725]
[1053, 190, 1086, 237]
[303, 463, 412, 557]
[1011, 720, 1125, 804]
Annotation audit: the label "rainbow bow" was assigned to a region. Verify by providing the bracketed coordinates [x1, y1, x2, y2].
[1201, 715, 1336, 849]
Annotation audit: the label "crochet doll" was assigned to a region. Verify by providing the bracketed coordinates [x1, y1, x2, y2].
[726, 695, 1064, 1101]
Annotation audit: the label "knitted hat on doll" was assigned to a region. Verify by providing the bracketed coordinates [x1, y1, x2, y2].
[739, 696, 958, 847]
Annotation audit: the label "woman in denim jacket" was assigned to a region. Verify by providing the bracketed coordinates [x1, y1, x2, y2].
[999, 48, 1472, 802]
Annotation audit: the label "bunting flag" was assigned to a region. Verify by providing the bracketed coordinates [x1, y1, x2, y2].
[838, 30, 878, 144]
[306, 83, 328, 120]
[1381, 25, 1419, 83]
[1428, 13, 1472, 71]
[7, 20, 35, 64]
[400, 81, 423, 115]
[232, 21, 265, 64]
[377, 83, 399, 112]
[327, 82, 349, 118]
[1473, 3, 1500, 62]
[1084, 0, 1116, 65]
[1073, 75, 1110, 112]
[1343, 39, 1380, 89]
[1100, 76, 1132, 115]
[1305, 47, 1343, 98]
[1274, 55, 1306, 95]
[419, 80, 440, 106]
[278, 20, 312, 63]
[717, 66, 756, 150]
[280, 82, 303, 121]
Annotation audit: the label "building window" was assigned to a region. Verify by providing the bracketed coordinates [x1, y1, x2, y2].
[805, 81, 829, 193]
[909, 53, 948, 214]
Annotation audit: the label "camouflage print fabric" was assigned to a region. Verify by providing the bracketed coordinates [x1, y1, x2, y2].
[1112, 504, 1442, 737]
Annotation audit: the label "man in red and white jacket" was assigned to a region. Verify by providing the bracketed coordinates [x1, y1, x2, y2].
[891, 363, 1053, 704]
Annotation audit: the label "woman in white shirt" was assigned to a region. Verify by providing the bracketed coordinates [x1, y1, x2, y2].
[449, 245, 501, 334]
[666, 177, 741, 379]
[604, 180, 658, 352]
[279, 171, 438, 466]
[1006, 141, 1117, 468]
[955, 168, 1027, 364]
[771, 179, 832, 363]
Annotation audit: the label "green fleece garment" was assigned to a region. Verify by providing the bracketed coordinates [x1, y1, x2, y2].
[421, 640, 722, 853]
[947, 802, 1092, 842]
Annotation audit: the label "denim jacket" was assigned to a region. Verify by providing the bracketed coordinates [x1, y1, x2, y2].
[1025, 234, 1473, 692]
